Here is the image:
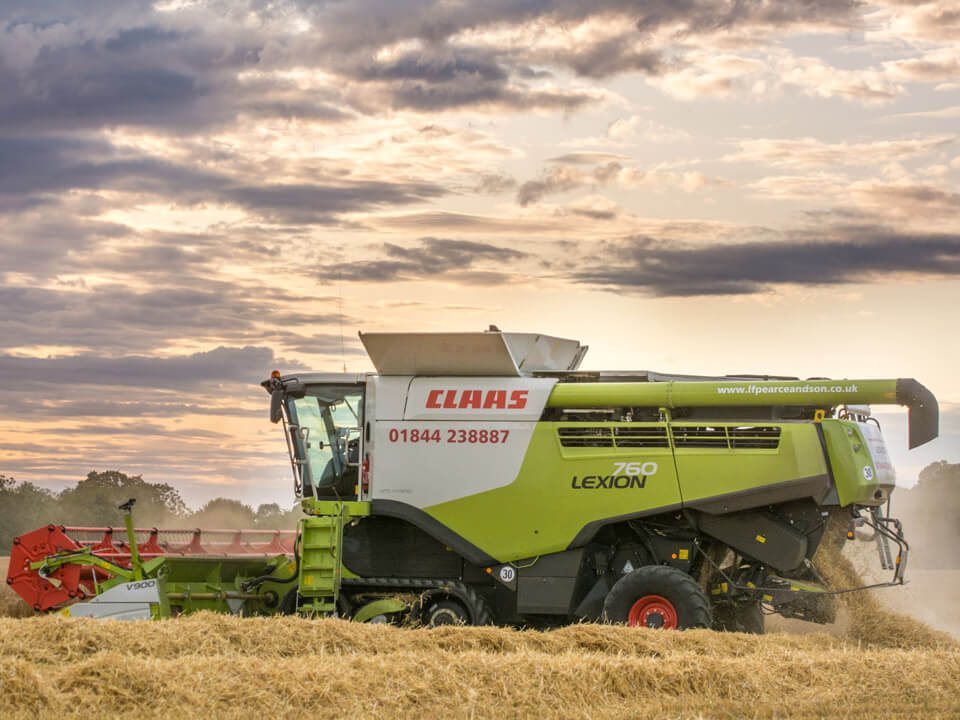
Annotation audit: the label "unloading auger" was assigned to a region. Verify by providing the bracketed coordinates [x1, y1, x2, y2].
[6, 330, 939, 631]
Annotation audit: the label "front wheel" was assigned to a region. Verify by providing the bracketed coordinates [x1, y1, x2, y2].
[412, 582, 492, 627]
[603, 565, 712, 629]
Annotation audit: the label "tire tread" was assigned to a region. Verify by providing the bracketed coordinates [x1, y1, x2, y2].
[604, 565, 712, 629]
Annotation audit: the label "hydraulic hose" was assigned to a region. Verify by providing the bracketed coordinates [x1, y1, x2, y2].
[241, 531, 301, 591]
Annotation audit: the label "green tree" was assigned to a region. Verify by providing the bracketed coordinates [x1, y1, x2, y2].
[187, 497, 257, 529]
[0, 475, 59, 549]
[254, 502, 303, 529]
[57, 470, 188, 527]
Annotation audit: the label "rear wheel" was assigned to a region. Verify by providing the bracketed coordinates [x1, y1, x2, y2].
[603, 566, 712, 629]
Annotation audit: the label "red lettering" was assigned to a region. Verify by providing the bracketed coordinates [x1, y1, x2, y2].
[426, 389, 528, 410]
[508, 390, 528, 409]
[482, 390, 506, 409]
[459, 390, 482, 408]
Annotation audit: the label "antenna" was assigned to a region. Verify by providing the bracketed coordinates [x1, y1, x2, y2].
[338, 269, 346, 372]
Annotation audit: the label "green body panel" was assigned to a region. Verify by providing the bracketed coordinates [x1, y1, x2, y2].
[158, 556, 297, 615]
[426, 420, 843, 563]
[302, 498, 371, 517]
[547, 379, 898, 409]
[353, 598, 407, 623]
[820, 419, 879, 506]
[672, 422, 827, 505]
[426, 421, 684, 563]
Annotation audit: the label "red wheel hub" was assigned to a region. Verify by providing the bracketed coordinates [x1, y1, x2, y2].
[628, 595, 678, 629]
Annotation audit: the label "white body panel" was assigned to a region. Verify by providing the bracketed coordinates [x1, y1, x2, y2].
[502, 333, 588, 374]
[371, 421, 538, 507]
[63, 579, 160, 621]
[360, 331, 585, 376]
[370, 376, 413, 419]
[860, 421, 896, 490]
[368, 377, 557, 507]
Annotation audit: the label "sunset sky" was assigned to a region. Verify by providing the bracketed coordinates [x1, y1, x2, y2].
[1, 0, 958, 510]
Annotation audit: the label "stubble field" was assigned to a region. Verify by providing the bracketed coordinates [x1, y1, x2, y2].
[2, 548, 959, 719]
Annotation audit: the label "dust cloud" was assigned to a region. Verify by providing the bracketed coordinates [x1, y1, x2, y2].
[849, 463, 960, 638]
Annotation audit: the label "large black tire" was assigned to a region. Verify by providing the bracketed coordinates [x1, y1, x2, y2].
[603, 565, 712, 629]
[415, 582, 492, 627]
[712, 601, 765, 634]
[425, 599, 471, 626]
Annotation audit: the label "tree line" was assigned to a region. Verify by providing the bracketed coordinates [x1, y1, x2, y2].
[0, 470, 302, 550]
[2, 462, 957, 560]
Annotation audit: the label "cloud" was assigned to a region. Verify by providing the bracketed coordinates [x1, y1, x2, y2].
[375, 211, 559, 233]
[883, 49, 960, 84]
[852, 184, 960, 223]
[320, 237, 526, 283]
[775, 53, 903, 103]
[606, 115, 692, 143]
[548, 152, 630, 165]
[0, 275, 363, 357]
[0, 135, 447, 225]
[566, 194, 620, 220]
[516, 159, 723, 205]
[0, 20, 262, 132]
[571, 227, 960, 296]
[0, 0, 873, 144]
[0, 346, 285, 390]
[516, 161, 635, 205]
[747, 172, 851, 200]
[517, 165, 595, 206]
[473, 173, 517, 194]
[726, 136, 956, 169]
[867, 1, 960, 44]
[221, 180, 446, 223]
[633, 0, 860, 35]
[891, 106, 960, 121]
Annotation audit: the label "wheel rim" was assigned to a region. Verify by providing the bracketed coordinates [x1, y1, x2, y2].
[628, 595, 678, 629]
[428, 603, 468, 626]
[430, 608, 461, 625]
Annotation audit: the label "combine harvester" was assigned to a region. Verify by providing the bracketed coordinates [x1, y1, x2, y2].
[7, 330, 938, 631]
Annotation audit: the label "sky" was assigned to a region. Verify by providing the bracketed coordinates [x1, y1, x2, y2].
[1, 0, 958, 510]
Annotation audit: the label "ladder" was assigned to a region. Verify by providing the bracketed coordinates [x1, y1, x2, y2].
[296, 501, 370, 616]
[297, 511, 346, 615]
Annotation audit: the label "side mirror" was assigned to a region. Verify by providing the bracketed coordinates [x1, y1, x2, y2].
[270, 389, 284, 424]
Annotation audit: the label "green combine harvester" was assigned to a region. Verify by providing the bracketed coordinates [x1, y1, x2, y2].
[7, 330, 938, 631]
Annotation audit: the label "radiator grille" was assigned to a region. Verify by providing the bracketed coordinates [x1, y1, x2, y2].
[558, 424, 782, 450]
[671, 426, 728, 448]
[557, 426, 613, 447]
[558, 426, 670, 448]
[612, 426, 670, 448]
[728, 425, 781, 449]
